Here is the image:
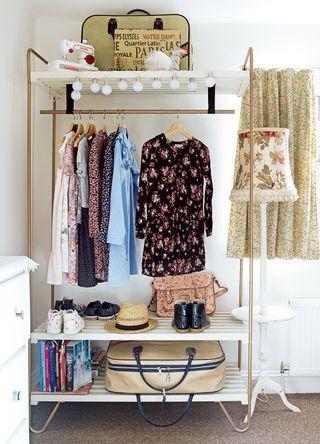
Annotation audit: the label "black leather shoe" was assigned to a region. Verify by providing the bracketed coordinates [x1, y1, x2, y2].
[62, 298, 74, 310]
[54, 298, 73, 311]
[84, 301, 101, 319]
[190, 299, 210, 333]
[98, 302, 120, 320]
[172, 300, 191, 333]
[54, 300, 63, 311]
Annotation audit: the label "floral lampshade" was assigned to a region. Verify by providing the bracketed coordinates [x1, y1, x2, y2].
[230, 127, 298, 203]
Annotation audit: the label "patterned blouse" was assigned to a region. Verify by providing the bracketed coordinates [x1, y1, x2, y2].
[88, 130, 107, 281]
[136, 134, 213, 277]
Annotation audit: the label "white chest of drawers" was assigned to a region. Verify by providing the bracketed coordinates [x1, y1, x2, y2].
[0, 257, 38, 444]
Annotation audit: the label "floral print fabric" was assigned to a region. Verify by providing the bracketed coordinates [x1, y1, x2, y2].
[88, 130, 107, 281]
[63, 138, 81, 285]
[136, 133, 213, 276]
[231, 128, 298, 203]
[227, 69, 319, 259]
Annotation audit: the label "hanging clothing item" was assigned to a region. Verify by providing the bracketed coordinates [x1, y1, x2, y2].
[61, 132, 75, 274]
[78, 208, 97, 287]
[76, 136, 90, 208]
[88, 130, 107, 281]
[107, 128, 140, 287]
[136, 133, 213, 277]
[63, 137, 81, 285]
[98, 131, 117, 281]
[77, 136, 97, 287]
[227, 68, 319, 259]
[47, 131, 74, 285]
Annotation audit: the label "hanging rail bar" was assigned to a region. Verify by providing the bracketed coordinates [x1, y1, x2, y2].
[39, 109, 234, 115]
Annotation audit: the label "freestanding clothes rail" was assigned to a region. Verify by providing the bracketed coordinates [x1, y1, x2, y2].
[26, 47, 255, 433]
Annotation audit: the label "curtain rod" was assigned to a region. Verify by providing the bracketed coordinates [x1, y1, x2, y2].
[40, 109, 235, 115]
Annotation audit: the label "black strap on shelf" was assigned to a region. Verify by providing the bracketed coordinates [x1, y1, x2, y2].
[208, 85, 216, 114]
[66, 84, 74, 114]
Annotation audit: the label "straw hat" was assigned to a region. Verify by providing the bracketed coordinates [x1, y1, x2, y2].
[105, 302, 158, 334]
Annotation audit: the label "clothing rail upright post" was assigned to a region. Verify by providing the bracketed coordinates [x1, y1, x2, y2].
[51, 97, 56, 309]
[218, 46, 254, 432]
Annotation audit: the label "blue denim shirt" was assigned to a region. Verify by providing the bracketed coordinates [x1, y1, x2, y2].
[107, 128, 140, 287]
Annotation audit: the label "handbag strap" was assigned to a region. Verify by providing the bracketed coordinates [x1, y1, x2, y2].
[133, 346, 196, 393]
[213, 278, 228, 298]
[136, 394, 194, 427]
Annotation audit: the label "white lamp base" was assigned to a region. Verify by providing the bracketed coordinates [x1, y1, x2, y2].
[232, 304, 301, 420]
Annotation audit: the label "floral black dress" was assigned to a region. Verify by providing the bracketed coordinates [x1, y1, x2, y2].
[136, 133, 213, 277]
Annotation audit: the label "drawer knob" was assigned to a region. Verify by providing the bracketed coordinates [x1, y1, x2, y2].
[15, 308, 24, 320]
[12, 390, 21, 401]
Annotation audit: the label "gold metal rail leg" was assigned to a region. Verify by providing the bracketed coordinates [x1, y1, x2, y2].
[219, 402, 248, 433]
[30, 402, 61, 434]
[219, 46, 254, 434]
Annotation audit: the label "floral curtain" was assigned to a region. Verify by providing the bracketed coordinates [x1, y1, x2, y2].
[227, 68, 319, 259]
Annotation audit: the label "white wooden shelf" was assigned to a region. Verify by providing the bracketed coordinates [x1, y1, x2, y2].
[31, 70, 249, 98]
[31, 312, 247, 343]
[31, 364, 247, 405]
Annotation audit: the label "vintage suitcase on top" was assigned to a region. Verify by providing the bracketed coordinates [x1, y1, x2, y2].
[81, 10, 191, 71]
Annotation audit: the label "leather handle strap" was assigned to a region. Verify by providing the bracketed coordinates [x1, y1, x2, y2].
[127, 9, 150, 15]
[133, 346, 196, 393]
[136, 394, 194, 427]
[213, 278, 228, 298]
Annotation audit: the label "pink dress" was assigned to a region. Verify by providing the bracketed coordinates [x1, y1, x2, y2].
[47, 132, 74, 285]
[63, 138, 81, 285]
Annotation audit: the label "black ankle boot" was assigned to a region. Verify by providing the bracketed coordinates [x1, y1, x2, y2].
[173, 300, 191, 333]
[54, 300, 63, 311]
[62, 298, 74, 310]
[190, 299, 210, 333]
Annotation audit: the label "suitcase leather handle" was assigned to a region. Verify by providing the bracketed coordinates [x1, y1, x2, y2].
[133, 346, 196, 392]
[127, 10, 163, 30]
[136, 394, 194, 427]
[127, 9, 150, 15]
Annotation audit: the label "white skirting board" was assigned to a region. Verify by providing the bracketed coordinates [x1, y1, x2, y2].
[241, 371, 320, 394]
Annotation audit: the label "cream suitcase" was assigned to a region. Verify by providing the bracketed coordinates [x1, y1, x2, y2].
[105, 340, 225, 394]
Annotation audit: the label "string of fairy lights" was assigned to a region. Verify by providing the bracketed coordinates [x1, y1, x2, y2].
[70, 74, 216, 100]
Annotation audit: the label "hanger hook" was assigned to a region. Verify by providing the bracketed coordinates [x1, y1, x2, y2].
[103, 110, 106, 121]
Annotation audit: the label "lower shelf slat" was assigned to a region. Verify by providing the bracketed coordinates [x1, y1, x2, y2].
[31, 364, 247, 405]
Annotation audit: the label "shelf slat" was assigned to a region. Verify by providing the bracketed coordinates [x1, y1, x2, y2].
[31, 364, 247, 405]
[31, 312, 247, 343]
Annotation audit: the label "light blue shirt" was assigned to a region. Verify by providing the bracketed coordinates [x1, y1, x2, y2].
[107, 128, 140, 287]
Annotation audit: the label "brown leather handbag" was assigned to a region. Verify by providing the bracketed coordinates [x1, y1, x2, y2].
[151, 271, 228, 317]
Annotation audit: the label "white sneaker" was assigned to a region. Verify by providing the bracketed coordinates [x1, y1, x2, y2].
[63, 309, 85, 334]
[47, 309, 63, 333]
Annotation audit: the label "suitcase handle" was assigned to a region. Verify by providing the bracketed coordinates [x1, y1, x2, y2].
[127, 10, 163, 30]
[133, 346, 196, 392]
[136, 394, 194, 427]
[127, 9, 151, 15]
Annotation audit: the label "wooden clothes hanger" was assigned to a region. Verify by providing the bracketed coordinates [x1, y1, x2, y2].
[72, 113, 84, 147]
[164, 115, 193, 140]
[84, 112, 97, 140]
[58, 114, 78, 147]
[100, 111, 108, 134]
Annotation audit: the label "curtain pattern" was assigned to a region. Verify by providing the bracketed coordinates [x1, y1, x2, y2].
[227, 69, 319, 259]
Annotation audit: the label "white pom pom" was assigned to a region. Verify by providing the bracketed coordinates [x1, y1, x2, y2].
[144, 51, 171, 71]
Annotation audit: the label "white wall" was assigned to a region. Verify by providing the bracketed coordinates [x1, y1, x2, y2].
[0, 0, 35, 254]
[32, 16, 320, 389]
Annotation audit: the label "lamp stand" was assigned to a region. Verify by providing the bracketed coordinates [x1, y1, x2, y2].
[233, 203, 301, 419]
